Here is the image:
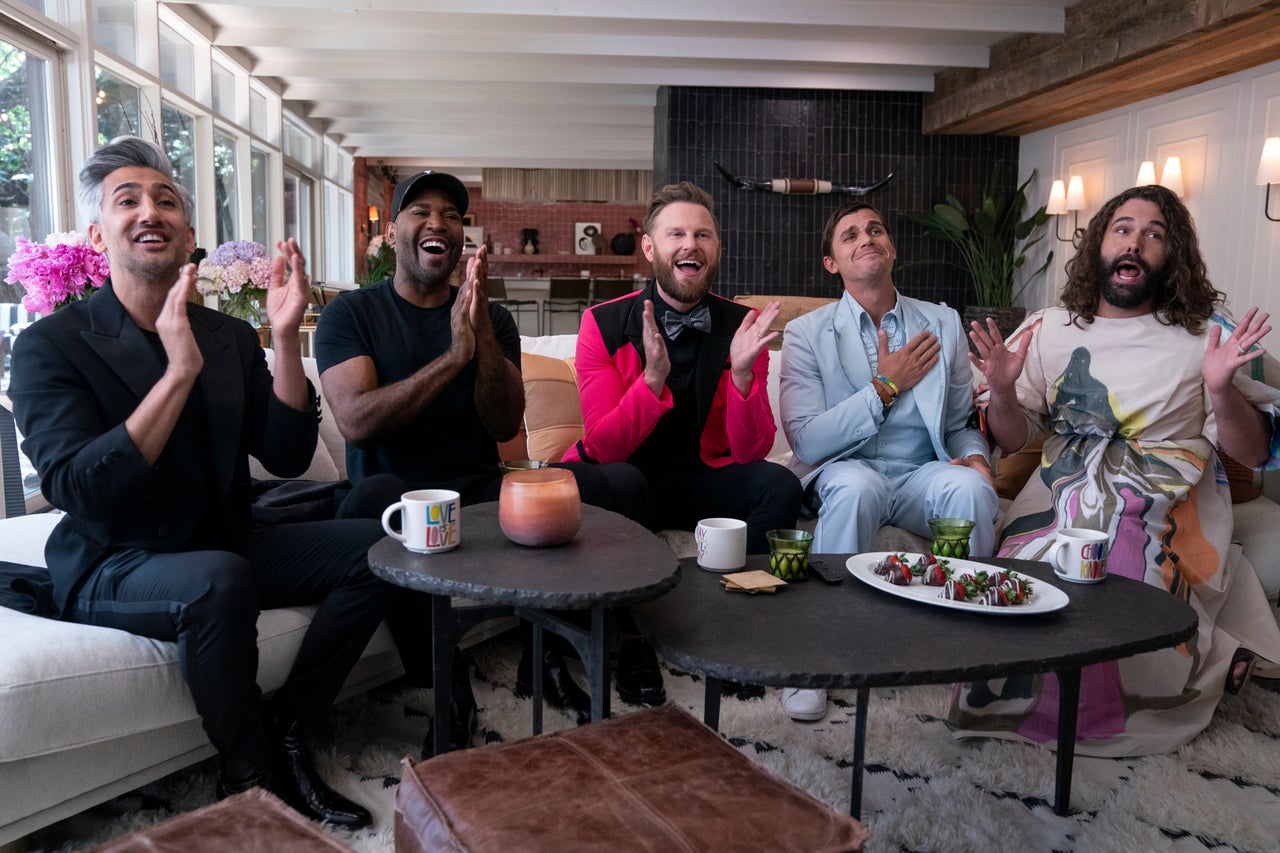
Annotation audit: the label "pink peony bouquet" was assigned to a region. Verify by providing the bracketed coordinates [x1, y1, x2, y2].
[5, 232, 110, 316]
[197, 240, 271, 323]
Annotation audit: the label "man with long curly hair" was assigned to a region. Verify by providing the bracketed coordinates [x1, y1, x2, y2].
[959, 183, 1280, 756]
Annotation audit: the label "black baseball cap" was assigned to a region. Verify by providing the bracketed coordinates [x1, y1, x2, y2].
[390, 171, 469, 219]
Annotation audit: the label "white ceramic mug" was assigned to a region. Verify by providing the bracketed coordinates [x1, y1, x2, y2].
[381, 489, 461, 554]
[694, 517, 748, 571]
[1048, 527, 1109, 583]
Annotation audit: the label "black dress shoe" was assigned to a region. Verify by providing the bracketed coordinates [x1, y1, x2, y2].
[615, 638, 666, 707]
[421, 656, 478, 759]
[516, 647, 592, 725]
[273, 721, 372, 829]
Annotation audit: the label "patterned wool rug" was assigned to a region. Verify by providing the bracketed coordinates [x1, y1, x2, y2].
[25, 631, 1280, 853]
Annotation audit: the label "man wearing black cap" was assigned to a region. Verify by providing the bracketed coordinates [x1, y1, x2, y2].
[317, 171, 524, 511]
[318, 172, 617, 745]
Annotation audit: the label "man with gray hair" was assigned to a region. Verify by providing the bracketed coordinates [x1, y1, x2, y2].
[9, 137, 388, 827]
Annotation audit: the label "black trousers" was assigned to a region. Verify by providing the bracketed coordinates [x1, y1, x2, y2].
[69, 518, 390, 762]
[567, 459, 804, 554]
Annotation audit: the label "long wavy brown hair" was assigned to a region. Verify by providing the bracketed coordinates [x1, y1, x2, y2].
[1060, 184, 1222, 333]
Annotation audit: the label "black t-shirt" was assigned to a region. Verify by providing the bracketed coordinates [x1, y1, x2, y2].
[315, 279, 521, 497]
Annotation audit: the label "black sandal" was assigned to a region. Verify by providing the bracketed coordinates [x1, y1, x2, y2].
[1227, 647, 1257, 695]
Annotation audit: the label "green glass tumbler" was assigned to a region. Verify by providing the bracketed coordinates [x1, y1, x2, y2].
[928, 517, 975, 560]
[765, 529, 813, 581]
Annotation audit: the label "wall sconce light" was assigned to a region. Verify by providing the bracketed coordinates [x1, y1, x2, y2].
[1159, 156, 1185, 197]
[1047, 176, 1087, 247]
[367, 205, 380, 238]
[1135, 161, 1156, 186]
[1256, 137, 1280, 222]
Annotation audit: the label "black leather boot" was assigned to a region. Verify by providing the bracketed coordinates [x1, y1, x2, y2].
[422, 649, 478, 759]
[216, 757, 273, 800]
[516, 636, 591, 725]
[273, 720, 372, 828]
[615, 637, 666, 707]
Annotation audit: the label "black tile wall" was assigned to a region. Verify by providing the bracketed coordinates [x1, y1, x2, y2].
[653, 87, 1019, 310]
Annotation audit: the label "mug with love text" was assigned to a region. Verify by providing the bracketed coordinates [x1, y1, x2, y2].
[1048, 527, 1109, 583]
[694, 517, 748, 572]
[381, 489, 461, 554]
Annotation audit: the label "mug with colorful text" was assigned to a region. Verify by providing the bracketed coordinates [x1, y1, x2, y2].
[381, 489, 461, 554]
[1048, 527, 1109, 583]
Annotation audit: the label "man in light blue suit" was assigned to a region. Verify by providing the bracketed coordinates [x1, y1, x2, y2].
[778, 202, 999, 721]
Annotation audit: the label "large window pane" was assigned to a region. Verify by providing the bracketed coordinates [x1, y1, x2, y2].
[213, 131, 238, 244]
[160, 102, 195, 219]
[93, 0, 137, 63]
[95, 67, 142, 146]
[0, 37, 55, 300]
[283, 170, 311, 259]
[251, 146, 269, 245]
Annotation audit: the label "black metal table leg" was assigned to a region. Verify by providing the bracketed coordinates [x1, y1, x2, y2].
[849, 687, 869, 819]
[587, 606, 610, 722]
[531, 623, 545, 735]
[704, 676, 722, 730]
[430, 593, 455, 758]
[1054, 668, 1082, 816]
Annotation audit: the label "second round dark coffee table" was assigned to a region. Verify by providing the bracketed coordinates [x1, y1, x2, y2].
[634, 554, 1197, 818]
[369, 502, 680, 755]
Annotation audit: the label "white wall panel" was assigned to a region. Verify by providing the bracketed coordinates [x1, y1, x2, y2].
[1022, 59, 1280, 323]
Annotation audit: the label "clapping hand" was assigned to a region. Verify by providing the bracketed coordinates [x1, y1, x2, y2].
[265, 237, 310, 330]
[729, 301, 780, 394]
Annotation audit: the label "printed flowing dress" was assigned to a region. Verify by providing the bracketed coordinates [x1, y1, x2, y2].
[949, 307, 1280, 757]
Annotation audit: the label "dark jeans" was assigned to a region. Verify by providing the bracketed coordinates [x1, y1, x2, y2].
[69, 518, 390, 762]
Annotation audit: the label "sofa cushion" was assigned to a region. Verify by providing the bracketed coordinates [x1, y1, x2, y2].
[0, 603, 337, 762]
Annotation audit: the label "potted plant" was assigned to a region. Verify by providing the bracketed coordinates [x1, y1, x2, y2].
[906, 170, 1053, 341]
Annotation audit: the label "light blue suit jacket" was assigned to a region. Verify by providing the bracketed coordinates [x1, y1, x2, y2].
[780, 290, 988, 489]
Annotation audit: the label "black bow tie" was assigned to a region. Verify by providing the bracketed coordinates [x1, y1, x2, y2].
[662, 306, 711, 340]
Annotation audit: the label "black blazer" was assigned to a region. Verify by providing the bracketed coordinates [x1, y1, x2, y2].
[9, 280, 319, 616]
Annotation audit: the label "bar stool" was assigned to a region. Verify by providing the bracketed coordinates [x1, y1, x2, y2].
[542, 277, 590, 334]
[489, 277, 541, 335]
[589, 277, 639, 305]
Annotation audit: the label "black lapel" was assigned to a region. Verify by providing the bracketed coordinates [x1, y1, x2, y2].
[81, 280, 165, 402]
[691, 294, 743, 438]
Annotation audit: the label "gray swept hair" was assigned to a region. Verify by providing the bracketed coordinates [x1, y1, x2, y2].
[78, 136, 195, 225]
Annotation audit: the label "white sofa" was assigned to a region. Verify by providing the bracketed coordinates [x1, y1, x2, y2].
[0, 355, 402, 847]
[4, 332, 1280, 847]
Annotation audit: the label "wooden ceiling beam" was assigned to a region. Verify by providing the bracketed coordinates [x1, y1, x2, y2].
[923, 0, 1280, 136]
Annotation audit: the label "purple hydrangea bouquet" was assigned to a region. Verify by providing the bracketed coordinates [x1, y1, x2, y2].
[197, 240, 271, 324]
[4, 232, 110, 316]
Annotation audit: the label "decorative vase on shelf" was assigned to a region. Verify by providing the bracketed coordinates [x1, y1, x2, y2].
[610, 232, 636, 255]
[498, 468, 581, 547]
[520, 228, 540, 255]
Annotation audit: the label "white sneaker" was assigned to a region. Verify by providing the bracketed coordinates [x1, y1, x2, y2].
[781, 687, 827, 721]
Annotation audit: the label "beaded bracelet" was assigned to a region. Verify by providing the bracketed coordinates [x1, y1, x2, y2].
[875, 373, 899, 397]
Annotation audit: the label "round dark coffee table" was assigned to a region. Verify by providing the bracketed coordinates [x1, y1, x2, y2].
[369, 502, 679, 755]
[633, 554, 1197, 818]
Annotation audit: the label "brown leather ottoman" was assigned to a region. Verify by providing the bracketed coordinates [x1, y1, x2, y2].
[396, 704, 869, 852]
[90, 788, 355, 852]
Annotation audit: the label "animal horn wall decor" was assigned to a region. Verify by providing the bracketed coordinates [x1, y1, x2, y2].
[713, 161, 895, 196]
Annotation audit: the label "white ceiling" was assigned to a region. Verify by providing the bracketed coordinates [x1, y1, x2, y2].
[166, 0, 1075, 182]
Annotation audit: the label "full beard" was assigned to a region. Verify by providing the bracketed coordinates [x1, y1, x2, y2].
[1096, 254, 1163, 310]
[653, 252, 719, 305]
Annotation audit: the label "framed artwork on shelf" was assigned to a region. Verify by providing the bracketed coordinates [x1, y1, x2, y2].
[463, 226, 483, 254]
[575, 222, 602, 255]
